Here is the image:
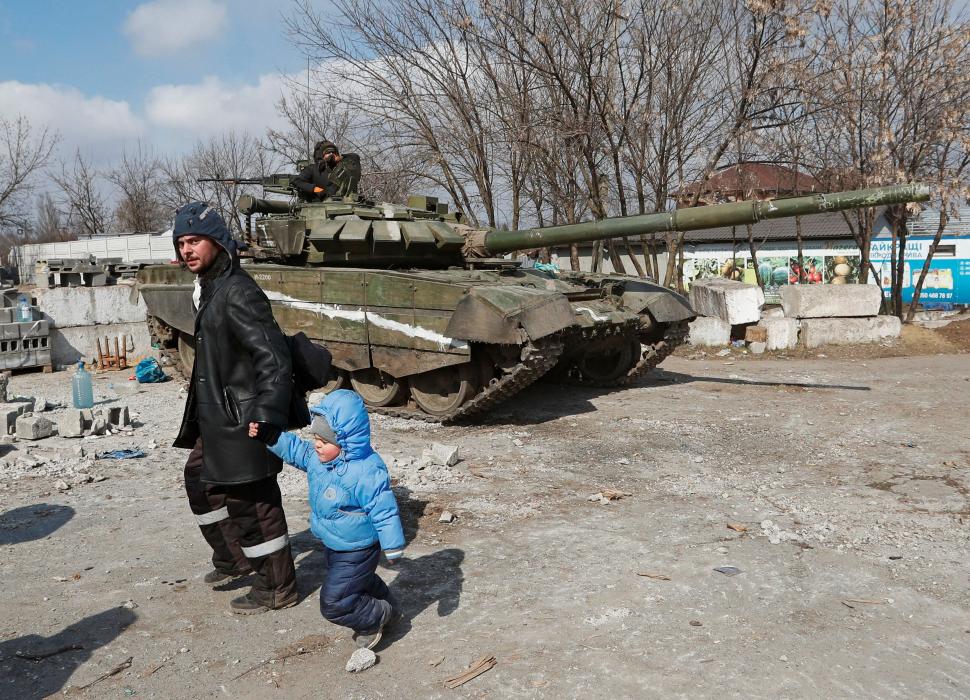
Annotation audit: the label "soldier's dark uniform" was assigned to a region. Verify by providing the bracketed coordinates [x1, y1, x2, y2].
[292, 140, 362, 201]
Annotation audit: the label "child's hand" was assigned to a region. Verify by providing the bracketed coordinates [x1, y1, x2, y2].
[248, 422, 259, 438]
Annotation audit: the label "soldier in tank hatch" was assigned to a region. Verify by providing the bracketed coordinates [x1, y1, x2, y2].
[293, 139, 362, 202]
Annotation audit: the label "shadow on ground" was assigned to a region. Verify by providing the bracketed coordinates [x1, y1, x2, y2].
[644, 368, 871, 391]
[380, 547, 465, 649]
[0, 504, 75, 545]
[0, 607, 137, 699]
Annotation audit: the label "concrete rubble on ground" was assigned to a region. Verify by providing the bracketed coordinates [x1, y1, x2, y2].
[346, 648, 377, 673]
[47, 405, 133, 438]
[16, 414, 53, 440]
[0, 399, 35, 434]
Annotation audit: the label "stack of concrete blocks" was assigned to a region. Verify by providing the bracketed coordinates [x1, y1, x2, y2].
[41, 258, 116, 288]
[33, 285, 151, 368]
[0, 299, 52, 370]
[687, 279, 765, 347]
[779, 285, 900, 348]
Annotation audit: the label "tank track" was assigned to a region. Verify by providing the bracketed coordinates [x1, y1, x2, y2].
[147, 316, 190, 381]
[621, 320, 689, 384]
[564, 320, 688, 388]
[369, 335, 565, 424]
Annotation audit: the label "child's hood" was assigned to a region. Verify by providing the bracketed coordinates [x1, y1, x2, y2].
[310, 389, 373, 461]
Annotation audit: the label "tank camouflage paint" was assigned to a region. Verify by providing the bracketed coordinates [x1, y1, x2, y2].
[138, 182, 929, 421]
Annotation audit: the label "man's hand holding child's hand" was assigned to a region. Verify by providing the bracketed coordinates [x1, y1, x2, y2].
[248, 422, 259, 438]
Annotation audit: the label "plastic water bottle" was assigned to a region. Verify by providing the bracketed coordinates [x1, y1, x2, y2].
[15, 294, 31, 323]
[72, 361, 94, 409]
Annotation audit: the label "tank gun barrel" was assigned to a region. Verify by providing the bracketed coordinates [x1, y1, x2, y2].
[237, 195, 295, 216]
[480, 183, 930, 255]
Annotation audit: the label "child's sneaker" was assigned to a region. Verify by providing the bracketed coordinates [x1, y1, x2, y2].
[353, 599, 395, 649]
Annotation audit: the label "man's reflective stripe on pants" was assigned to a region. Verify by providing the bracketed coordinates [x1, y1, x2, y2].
[195, 506, 229, 526]
[240, 533, 289, 558]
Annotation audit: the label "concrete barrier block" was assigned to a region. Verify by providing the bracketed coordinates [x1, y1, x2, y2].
[762, 318, 800, 351]
[688, 316, 731, 347]
[0, 324, 19, 340]
[16, 414, 53, 440]
[0, 308, 12, 324]
[800, 315, 901, 348]
[34, 286, 147, 328]
[689, 279, 764, 325]
[779, 284, 882, 318]
[49, 322, 153, 368]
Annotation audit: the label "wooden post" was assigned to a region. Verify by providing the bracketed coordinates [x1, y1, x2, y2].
[96, 337, 105, 370]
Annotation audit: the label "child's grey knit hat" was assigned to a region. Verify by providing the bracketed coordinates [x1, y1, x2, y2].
[310, 415, 338, 445]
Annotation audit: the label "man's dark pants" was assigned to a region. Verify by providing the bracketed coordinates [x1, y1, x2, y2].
[184, 438, 298, 605]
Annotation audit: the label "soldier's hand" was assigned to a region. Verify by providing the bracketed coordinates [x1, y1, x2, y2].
[313, 186, 324, 193]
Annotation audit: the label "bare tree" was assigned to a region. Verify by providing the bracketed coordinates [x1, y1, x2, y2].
[51, 150, 110, 238]
[106, 142, 169, 233]
[0, 116, 57, 230]
[160, 131, 280, 235]
[804, 0, 970, 317]
[34, 193, 73, 242]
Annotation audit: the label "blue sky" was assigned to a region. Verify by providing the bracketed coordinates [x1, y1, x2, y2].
[0, 0, 323, 163]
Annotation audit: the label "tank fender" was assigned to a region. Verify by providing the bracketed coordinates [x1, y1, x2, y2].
[445, 286, 577, 343]
[619, 280, 695, 322]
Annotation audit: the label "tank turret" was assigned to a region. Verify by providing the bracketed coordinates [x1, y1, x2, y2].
[238, 184, 928, 266]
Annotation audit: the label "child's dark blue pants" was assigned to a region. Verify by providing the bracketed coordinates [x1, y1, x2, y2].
[320, 543, 389, 633]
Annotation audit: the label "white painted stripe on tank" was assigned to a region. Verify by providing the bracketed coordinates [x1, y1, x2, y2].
[575, 306, 609, 322]
[262, 289, 469, 350]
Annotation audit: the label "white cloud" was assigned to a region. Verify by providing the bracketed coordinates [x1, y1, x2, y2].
[123, 0, 228, 57]
[144, 74, 286, 137]
[0, 81, 144, 159]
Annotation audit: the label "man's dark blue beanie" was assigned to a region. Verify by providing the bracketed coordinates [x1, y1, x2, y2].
[172, 201, 237, 258]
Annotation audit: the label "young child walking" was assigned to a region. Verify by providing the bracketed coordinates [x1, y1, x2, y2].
[249, 389, 405, 649]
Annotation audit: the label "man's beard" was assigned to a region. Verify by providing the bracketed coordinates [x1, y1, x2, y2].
[199, 249, 231, 286]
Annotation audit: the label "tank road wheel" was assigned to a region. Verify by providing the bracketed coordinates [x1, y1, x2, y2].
[322, 369, 350, 394]
[409, 363, 481, 416]
[572, 338, 639, 385]
[351, 368, 407, 407]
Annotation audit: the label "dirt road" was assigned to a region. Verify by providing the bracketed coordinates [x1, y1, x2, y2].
[2, 352, 969, 698]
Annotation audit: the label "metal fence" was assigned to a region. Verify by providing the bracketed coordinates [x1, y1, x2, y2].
[10, 233, 175, 284]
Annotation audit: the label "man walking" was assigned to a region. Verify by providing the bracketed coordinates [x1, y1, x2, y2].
[172, 201, 298, 614]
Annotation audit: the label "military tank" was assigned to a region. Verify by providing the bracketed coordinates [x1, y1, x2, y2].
[138, 182, 929, 421]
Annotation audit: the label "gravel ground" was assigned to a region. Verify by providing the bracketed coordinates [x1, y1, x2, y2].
[1, 351, 969, 698]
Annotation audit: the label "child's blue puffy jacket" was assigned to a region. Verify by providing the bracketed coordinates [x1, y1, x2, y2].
[268, 390, 405, 558]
